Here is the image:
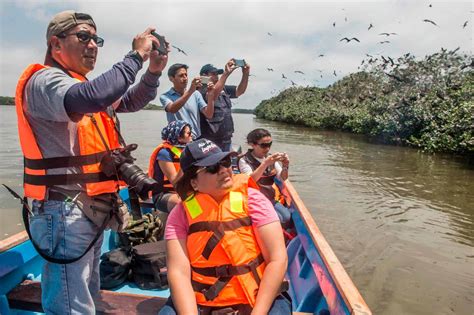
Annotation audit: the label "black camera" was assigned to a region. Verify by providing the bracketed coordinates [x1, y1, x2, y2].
[100, 144, 158, 200]
[150, 31, 168, 55]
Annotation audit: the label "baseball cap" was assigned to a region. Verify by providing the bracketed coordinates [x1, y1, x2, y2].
[180, 139, 237, 172]
[46, 10, 96, 45]
[200, 64, 224, 75]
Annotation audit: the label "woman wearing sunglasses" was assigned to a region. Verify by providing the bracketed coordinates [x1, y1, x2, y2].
[148, 120, 193, 212]
[159, 139, 290, 314]
[238, 128, 292, 228]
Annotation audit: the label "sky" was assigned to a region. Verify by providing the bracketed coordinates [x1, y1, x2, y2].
[0, 0, 472, 109]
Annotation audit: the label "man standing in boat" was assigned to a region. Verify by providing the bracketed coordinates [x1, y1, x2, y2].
[15, 10, 168, 314]
[198, 60, 250, 151]
[160, 63, 216, 139]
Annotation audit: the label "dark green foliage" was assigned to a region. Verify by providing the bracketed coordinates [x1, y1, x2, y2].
[255, 49, 473, 154]
[0, 96, 15, 105]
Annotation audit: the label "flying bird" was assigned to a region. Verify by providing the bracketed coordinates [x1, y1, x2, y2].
[282, 73, 287, 79]
[333, 70, 337, 76]
[267, 68, 274, 72]
[379, 32, 397, 36]
[267, 32, 273, 36]
[290, 80, 297, 86]
[368, 23, 373, 30]
[462, 21, 468, 28]
[423, 19, 438, 26]
[379, 40, 390, 44]
[294, 70, 305, 74]
[340, 37, 360, 43]
[172, 45, 187, 56]
[333, 22, 336, 27]
[345, 17, 348, 22]
[317, 54, 325, 57]
[429, 4, 432, 7]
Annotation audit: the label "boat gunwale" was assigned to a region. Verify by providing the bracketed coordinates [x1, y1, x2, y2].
[284, 179, 372, 315]
[0, 230, 28, 253]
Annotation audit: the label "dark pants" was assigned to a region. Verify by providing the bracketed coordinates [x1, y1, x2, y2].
[158, 294, 291, 314]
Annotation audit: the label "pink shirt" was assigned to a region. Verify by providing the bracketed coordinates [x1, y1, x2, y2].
[165, 188, 279, 240]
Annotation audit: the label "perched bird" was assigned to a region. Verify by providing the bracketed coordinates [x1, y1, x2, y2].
[294, 70, 305, 74]
[462, 21, 468, 28]
[282, 73, 287, 79]
[267, 32, 273, 36]
[379, 32, 397, 36]
[423, 19, 438, 26]
[340, 37, 360, 43]
[379, 40, 390, 44]
[368, 23, 373, 30]
[267, 68, 274, 72]
[366, 53, 374, 58]
[384, 72, 405, 83]
[172, 45, 187, 56]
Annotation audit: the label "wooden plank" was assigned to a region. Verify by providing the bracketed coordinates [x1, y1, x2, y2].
[0, 231, 28, 253]
[7, 280, 167, 314]
[285, 180, 372, 315]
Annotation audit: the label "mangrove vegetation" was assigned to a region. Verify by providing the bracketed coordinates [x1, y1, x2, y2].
[255, 49, 473, 154]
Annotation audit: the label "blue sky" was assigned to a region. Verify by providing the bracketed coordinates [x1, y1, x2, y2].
[1, 0, 472, 109]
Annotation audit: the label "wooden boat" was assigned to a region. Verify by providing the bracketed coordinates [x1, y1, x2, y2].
[0, 180, 371, 314]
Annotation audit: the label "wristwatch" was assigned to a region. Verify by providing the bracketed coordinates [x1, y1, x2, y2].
[126, 50, 143, 64]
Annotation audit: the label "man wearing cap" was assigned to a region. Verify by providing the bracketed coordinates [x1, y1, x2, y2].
[15, 10, 168, 314]
[199, 59, 250, 150]
[160, 63, 215, 139]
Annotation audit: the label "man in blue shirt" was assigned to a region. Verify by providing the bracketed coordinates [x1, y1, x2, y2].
[160, 63, 215, 139]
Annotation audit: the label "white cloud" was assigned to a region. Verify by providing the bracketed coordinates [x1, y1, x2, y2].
[1, 0, 472, 109]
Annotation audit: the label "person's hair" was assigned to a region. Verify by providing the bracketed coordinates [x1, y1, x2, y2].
[246, 128, 272, 144]
[168, 63, 188, 78]
[175, 165, 200, 200]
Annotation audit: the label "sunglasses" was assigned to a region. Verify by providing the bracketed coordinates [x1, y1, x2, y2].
[196, 156, 232, 175]
[57, 31, 104, 47]
[255, 141, 272, 149]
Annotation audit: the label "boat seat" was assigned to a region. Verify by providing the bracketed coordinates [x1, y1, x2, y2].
[7, 280, 168, 314]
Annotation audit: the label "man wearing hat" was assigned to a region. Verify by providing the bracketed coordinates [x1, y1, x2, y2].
[160, 63, 216, 139]
[15, 10, 169, 314]
[199, 59, 250, 150]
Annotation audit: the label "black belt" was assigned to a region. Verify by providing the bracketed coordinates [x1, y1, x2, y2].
[47, 190, 81, 202]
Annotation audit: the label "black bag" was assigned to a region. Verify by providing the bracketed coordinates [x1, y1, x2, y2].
[131, 240, 168, 290]
[99, 247, 132, 289]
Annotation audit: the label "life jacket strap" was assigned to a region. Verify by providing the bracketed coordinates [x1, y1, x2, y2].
[188, 217, 252, 259]
[24, 151, 107, 170]
[191, 254, 265, 301]
[24, 172, 116, 186]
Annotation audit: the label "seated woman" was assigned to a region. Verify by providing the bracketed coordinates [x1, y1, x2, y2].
[159, 139, 290, 314]
[238, 128, 292, 228]
[148, 120, 192, 212]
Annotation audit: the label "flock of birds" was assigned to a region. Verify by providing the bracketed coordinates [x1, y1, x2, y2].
[165, 4, 470, 93]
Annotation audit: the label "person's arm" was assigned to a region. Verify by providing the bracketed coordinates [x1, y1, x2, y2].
[199, 85, 216, 119]
[165, 77, 200, 113]
[166, 239, 198, 314]
[212, 59, 237, 100]
[249, 153, 281, 182]
[252, 221, 287, 314]
[158, 160, 179, 185]
[236, 62, 250, 97]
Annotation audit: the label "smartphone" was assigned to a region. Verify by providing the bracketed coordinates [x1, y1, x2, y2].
[150, 31, 168, 55]
[200, 76, 210, 84]
[234, 59, 246, 67]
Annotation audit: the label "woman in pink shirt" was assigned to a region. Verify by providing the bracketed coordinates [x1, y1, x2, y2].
[159, 139, 290, 314]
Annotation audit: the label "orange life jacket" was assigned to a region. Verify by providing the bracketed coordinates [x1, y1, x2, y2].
[147, 142, 182, 194]
[15, 64, 122, 200]
[183, 174, 265, 307]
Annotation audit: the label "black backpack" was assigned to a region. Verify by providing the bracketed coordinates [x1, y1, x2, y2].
[131, 240, 168, 290]
[99, 247, 132, 289]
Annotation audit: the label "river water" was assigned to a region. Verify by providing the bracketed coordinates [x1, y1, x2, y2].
[0, 106, 473, 314]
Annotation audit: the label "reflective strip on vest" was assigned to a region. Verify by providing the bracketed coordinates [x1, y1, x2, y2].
[229, 191, 243, 213]
[169, 146, 182, 158]
[185, 196, 203, 219]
